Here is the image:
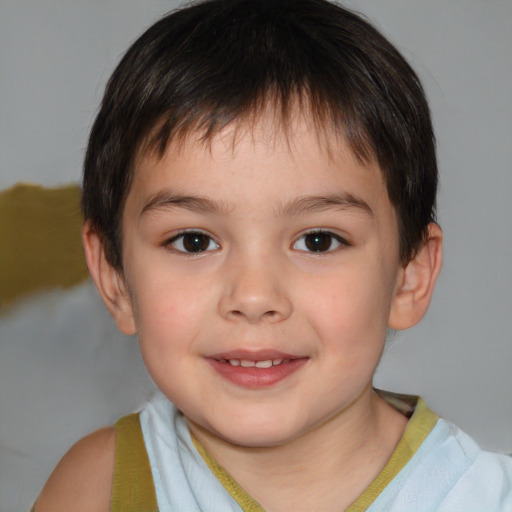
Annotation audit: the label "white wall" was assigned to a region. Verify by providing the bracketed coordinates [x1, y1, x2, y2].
[1, 1, 511, 510]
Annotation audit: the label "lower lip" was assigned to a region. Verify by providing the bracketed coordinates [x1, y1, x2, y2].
[207, 358, 308, 388]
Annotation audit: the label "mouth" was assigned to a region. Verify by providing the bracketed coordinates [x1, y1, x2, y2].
[216, 357, 291, 368]
[207, 350, 308, 388]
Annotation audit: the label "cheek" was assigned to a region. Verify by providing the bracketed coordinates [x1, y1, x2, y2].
[130, 273, 214, 353]
[131, 277, 210, 405]
[306, 266, 392, 353]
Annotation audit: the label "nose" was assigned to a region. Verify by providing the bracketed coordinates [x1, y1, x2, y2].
[218, 252, 293, 324]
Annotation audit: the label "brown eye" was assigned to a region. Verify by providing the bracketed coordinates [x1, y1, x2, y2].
[293, 231, 346, 253]
[169, 232, 219, 253]
[305, 232, 333, 252]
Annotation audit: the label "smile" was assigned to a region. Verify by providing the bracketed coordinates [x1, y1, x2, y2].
[207, 352, 308, 388]
[217, 358, 288, 368]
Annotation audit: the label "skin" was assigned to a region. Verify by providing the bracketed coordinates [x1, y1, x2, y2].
[36, 114, 442, 511]
[35, 427, 115, 512]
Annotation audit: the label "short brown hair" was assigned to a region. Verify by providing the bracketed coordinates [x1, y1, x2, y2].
[83, 0, 437, 269]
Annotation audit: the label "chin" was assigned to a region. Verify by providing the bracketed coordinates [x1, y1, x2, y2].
[206, 414, 308, 449]
[219, 430, 296, 449]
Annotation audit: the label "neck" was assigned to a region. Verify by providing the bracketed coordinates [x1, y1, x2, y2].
[188, 386, 408, 512]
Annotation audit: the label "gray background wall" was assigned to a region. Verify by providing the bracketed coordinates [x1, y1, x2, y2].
[1, 1, 511, 510]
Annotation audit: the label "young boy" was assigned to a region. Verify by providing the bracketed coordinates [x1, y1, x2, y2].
[35, 0, 512, 510]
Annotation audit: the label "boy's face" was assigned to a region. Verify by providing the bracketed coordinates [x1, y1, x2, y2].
[119, 115, 405, 447]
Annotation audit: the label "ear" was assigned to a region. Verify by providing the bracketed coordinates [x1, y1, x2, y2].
[389, 223, 443, 330]
[82, 221, 137, 335]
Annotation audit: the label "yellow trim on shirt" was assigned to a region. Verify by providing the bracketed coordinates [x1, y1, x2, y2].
[106, 392, 437, 511]
[345, 391, 439, 511]
[111, 414, 159, 512]
[191, 433, 266, 512]
[192, 391, 438, 512]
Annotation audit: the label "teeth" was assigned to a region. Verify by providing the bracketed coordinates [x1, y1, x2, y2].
[255, 360, 273, 368]
[226, 358, 286, 368]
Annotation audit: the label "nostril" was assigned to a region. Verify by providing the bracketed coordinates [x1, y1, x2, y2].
[218, 289, 293, 323]
[226, 308, 281, 323]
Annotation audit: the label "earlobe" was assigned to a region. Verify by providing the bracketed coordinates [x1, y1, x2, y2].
[389, 223, 443, 330]
[82, 221, 137, 335]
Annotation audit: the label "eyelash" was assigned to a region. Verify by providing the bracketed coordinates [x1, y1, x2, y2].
[165, 229, 349, 255]
[166, 230, 220, 254]
[292, 230, 349, 253]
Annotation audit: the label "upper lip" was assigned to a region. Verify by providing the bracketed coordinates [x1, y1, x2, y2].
[208, 349, 303, 361]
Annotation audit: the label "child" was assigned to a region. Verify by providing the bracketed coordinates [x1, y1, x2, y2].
[35, 0, 512, 510]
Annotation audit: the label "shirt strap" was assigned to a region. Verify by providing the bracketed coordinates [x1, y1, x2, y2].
[111, 413, 159, 512]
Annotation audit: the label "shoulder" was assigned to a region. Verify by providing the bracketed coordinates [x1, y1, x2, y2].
[371, 415, 512, 511]
[34, 426, 116, 512]
[441, 423, 512, 508]
[402, 418, 512, 509]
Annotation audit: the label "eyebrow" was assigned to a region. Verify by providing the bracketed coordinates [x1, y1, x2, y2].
[140, 191, 373, 218]
[277, 193, 374, 217]
[140, 191, 234, 217]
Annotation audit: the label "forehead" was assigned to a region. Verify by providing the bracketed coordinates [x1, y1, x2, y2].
[139, 96, 376, 172]
[128, 113, 390, 217]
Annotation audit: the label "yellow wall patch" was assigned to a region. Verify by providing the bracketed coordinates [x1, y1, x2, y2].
[0, 183, 89, 308]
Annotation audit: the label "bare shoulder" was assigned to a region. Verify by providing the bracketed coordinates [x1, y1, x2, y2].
[34, 426, 116, 512]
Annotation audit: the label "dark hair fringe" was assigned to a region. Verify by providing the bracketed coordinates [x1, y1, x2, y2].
[83, 0, 437, 269]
